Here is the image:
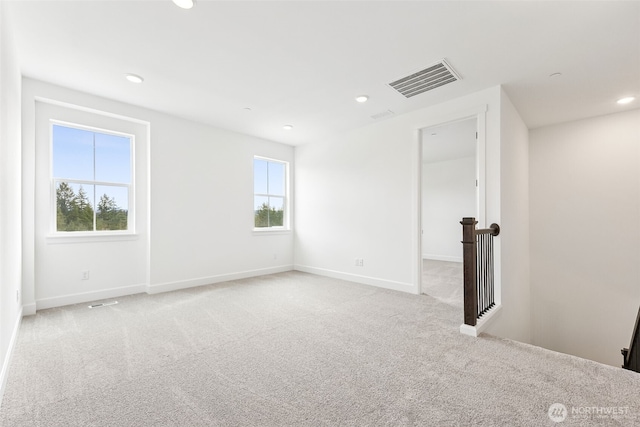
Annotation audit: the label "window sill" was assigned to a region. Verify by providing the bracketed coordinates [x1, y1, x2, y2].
[46, 232, 139, 244]
[252, 228, 292, 236]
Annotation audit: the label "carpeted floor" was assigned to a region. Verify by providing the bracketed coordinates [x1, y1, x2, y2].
[422, 259, 463, 307]
[1, 271, 639, 426]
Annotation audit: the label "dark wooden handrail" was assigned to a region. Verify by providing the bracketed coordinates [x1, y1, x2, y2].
[475, 224, 500, 236]
[461, 218, 500, 327]
[622, 304, 640, 373]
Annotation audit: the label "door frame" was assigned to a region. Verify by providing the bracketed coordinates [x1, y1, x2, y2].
[412, 107, 487, 295]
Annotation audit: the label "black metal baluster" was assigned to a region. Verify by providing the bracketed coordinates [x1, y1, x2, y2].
[477, 234, 482, 317]
[483, 234, 488, 315]
[488, 236, 491, 308]
[489, 235, 494, 308]
[461, 219, 500, 326]
[481, 234, 486, 314]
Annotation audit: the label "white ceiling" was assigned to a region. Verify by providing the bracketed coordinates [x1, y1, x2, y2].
[5, 0, 640, 146]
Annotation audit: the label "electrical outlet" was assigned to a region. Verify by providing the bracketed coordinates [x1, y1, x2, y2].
[358, 258, 364, 267]
[81, 270, 90, 280]
[355, 258, 360, 266]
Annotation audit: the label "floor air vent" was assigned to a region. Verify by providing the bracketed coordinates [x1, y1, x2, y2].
[88, 301, 118, 309]
[389, 59, 460, 98]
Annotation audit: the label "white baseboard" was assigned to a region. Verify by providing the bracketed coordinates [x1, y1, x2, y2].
[459, 304, 502, 337]
[22, 303, 36, 316]
[29, 266, 295, 311]
[0, 307, 23, 409]
[459, 323, 479, 337]
[36, 283, 147, 311]
[423, 254, 463, 263]
[294, 264, 415, 294]
[147, 265, 294, 294]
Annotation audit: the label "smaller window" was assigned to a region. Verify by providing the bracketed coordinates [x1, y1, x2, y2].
[253, 157, 288, 229]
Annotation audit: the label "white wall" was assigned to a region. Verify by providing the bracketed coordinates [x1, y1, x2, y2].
[294, 86, 502, 295]
[22, 79, 294, 311]
[148, 112, 294, 292]
[31, 99, 150, 309]
[294, 86, 533, 343]
[0, 0, 23, 399]
[422, 156, 476, 262]
[483, 89, 531, 343]
[530, 108, 640, 366]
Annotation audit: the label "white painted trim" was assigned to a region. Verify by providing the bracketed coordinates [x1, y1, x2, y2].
[147, 265, 294, 294]
[32, 266, 296, 310]
[294, 264, 415, 294]
[45, 233, 140, 244]
[411, 128, 423, 295]
[422, 254, 463, 263]
[415, 106, 487, 295]
[144, 108, 151, 309]
[476, 111, 487, 228]
[252, 229, 292, 236]
[459, 304, 502, 337]
[22, 303, 36, 316]
[36, 284, 146, 311]
[0, 308, 23, 408]
[415, 105, 488, 131]
[34, 96, 150, 126]
[459, 323, 479, 337]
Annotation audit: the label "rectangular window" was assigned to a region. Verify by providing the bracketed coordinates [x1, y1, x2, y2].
[52, 122, 133, 233]
[254, 157, 288, 229]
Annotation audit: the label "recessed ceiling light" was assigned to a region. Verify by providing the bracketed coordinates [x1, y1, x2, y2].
[283, 125, 293, 130]
[355, 95, 369, 103]
[125, 73, 144, 83]
[172, 0, 195, 9]
[617, 96, 635, 105]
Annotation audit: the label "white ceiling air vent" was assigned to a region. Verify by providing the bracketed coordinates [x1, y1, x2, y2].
[371, 110, 395, 120]
[389, 59, 460, 98]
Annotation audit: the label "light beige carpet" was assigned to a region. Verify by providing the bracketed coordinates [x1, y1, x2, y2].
[1, 271, 639, 426]
[422, 259, 464, 307]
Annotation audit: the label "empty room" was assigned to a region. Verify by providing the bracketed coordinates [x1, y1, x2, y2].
[1, 1, 639, 425]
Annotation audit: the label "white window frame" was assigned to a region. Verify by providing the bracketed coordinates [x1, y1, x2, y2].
[253, 156, 290, 232]
[50, 120, 135, 236]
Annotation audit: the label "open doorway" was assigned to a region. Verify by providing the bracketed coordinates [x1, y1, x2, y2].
[420, 118, 477, 307]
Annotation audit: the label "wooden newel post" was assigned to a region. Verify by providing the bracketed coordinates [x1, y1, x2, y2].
[461, 217, 477, 326]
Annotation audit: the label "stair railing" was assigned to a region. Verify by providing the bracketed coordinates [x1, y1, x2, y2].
[461, 217, 500, 327]
[622, 305, 640, 373]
